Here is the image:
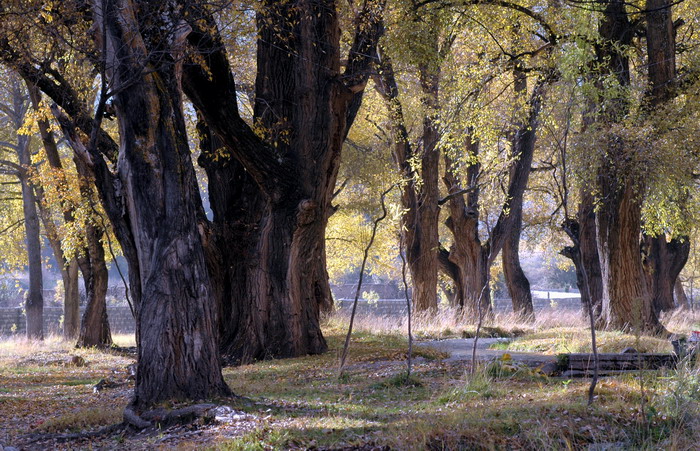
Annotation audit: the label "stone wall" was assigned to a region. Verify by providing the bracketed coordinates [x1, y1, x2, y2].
[0, 306, 135, 336]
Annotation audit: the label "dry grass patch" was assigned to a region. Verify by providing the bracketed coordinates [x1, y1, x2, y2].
[499, 328, 673, 354]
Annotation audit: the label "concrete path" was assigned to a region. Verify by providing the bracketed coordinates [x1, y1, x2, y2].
[418, 338, 557, 368]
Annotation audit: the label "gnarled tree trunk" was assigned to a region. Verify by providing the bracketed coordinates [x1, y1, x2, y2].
[561, 190, 604, 323]
[594, 0, 663, 333]
[502, 65, 534, 319]
[84, 0, 231, 409]
[442, 140, 491, 318]
[643, 234, 689, 314]
[182, 0, 385, 363]
[373, 41, 440, 313]
[502, 210, 533, 319]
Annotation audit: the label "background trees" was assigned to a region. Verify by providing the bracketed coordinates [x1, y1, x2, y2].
[0, 0, 699, 413]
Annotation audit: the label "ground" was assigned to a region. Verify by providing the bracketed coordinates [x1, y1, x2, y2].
[0, 310, 699, 450]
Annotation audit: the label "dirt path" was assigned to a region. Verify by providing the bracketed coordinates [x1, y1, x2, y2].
[418, 338, 557, 368]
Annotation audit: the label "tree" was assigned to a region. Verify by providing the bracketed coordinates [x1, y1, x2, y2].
[589, 0, 663, 332]
[373, 6, 442, 312]
[181, 0, 386, 362]
[0, 73, 44, 339]
[26, 83, 111, 344]
[640, 0, 690, 316]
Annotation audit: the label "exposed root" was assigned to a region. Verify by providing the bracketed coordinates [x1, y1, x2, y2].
[124, 403, 222, 430]
[123, 406, 152, 429]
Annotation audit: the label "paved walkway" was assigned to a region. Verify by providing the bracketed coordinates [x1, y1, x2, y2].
[418, 338, 557, 367]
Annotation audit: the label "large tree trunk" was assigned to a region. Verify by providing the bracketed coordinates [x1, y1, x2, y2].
[643, 234, 689, 314]
[442, 139, 492, 319]
[182, 0, 384, 363]
[406, 62, 440, 312]
[502, 209, 533, 318]
[597, 182, 660, 331]
[97, 0, 230, 409]
[561, 191, 604, 322]
[75, 155, 112, 348]
[641, 0, 685, 317]
[17, 133, 43, 340]
[594, 0, 664, 333]
[646, 0, 675, 106]
[76, 222, 111, 348]
[74, 153, 111, 348]
[374, 44, 439, 312]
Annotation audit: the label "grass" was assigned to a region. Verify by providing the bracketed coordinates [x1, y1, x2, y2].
[0, 313, 699, 449]
[497, 327, 673, 354]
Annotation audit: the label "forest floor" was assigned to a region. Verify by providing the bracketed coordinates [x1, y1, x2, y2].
[0, 311, 699, 450]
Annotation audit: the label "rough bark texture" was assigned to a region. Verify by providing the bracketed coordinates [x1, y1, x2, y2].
[442, 140, 491, 318]
[646, 0, 676, 106]
[502, 207, 533, 318]
[182, 0, 385, 363]
[561, 190, 604, 322]
[75, 157, 112, 348]
[502, 67, 534, 319]
[594, 0, 663, 333]
[95, 0, 230, 409]
[643, 235, 689, 314]
[373, 42, 440, 312]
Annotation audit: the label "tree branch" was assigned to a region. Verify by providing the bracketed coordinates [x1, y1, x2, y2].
[438, 186, 479, 206]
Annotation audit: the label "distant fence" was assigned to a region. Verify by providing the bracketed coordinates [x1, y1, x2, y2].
[0, 291, 584, 336]
[335, 291, 583, 317]
[0, 306, 135, 336]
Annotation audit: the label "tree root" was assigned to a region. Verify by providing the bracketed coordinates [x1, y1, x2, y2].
[123, 403, 218, 430]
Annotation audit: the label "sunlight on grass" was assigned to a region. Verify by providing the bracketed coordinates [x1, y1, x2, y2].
[500, 328, 672, 354]
[0, 309, 698, 449]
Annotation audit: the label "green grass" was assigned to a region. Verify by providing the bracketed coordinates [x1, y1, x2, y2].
[1, 316, 699, 450]
[216, 329, 700, 450]
[498, 327, 672, 354]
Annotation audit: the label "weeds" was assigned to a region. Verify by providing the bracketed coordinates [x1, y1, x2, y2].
[371, 372, 423, 389]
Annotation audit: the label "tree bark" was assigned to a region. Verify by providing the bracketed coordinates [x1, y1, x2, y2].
[594, 0, 664, 333]
[441, 137, 492, 318]
[442, 74, 547, 320]
[182, 0, 385, 363]
[502, 207, 533, 318]
[561, 190, 604, 323]
[373, 44, 439, 312]
[502, 65, 534, 319]
[641, 0, 685, 317]
[75, 156, 112, 348]
[17, 133, 43, 340]
[93, 0, 230, 409]
[27, 82, 82, 339]
[674, 278, 690, 309]
[643, 234, 689, 314]
[646, 0, 676, 106]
